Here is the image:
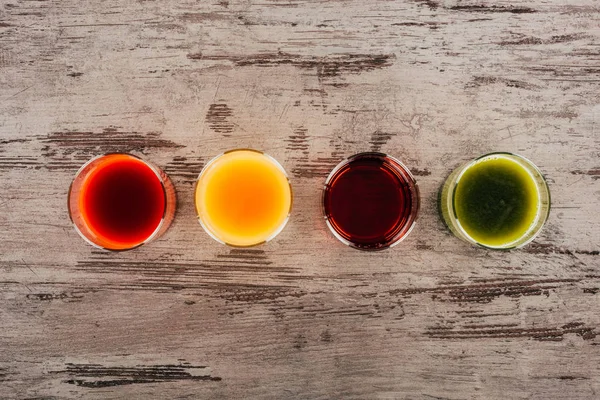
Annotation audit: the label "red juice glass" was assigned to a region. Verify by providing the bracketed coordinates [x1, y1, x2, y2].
[323, 152, 420, 250]
[68, 153, 176, 251]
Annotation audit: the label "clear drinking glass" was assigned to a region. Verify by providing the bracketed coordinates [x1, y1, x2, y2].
[323, 152, 420, 250]
[68, 153, 176, 251]
[194, 149, 293, 247]
[439, 152, 550, 250]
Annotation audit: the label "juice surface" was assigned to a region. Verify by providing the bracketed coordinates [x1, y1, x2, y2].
[79, 155, 165, 248]
[454, 155, 540, 247]
[324, 156, 412, 247]
[195, 150, 292, 247]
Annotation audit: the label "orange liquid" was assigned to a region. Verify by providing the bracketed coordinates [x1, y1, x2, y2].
[195, 150, 292, 246]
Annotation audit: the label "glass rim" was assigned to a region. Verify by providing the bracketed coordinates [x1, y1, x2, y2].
[67, 152, 171, 252]
[449, 151, 551, 250]
[194, 148, 293, 247]
[323, 151, 420, 251]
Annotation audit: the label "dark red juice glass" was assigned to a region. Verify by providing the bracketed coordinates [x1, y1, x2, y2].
[323, 152, 420, 250]
[68, 153, 176, 251]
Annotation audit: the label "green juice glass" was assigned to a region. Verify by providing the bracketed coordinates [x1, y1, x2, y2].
[440, 152, 550, 250]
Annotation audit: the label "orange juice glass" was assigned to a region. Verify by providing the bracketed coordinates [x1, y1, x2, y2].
[195, 149, 293, 247]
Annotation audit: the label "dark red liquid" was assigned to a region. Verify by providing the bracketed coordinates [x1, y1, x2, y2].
[81, 156, 165, 247]
[324, 154, 417, 249]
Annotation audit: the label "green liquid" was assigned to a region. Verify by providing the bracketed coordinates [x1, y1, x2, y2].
[453, 156, 540, 247]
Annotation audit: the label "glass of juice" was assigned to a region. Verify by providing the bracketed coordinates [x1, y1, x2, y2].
[323, 152, 420, 250]
[68, 153, 176, 251]
[439, 152, 550, 249]
[194, 149, 292, 247]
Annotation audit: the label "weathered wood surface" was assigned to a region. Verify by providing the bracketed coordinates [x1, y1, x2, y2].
[1, 0, 599, 398]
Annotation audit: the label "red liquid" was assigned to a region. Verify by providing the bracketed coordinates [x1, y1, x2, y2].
[324, 154, 417, 249]
[80, 155, 165, 248]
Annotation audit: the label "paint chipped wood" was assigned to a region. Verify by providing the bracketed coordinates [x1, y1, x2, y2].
[1, 0, 600, 398]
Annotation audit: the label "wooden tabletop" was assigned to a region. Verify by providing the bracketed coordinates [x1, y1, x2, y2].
[1, 0, 599, 398]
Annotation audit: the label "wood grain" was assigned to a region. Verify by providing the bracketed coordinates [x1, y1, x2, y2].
[1, 0, 599, 398]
